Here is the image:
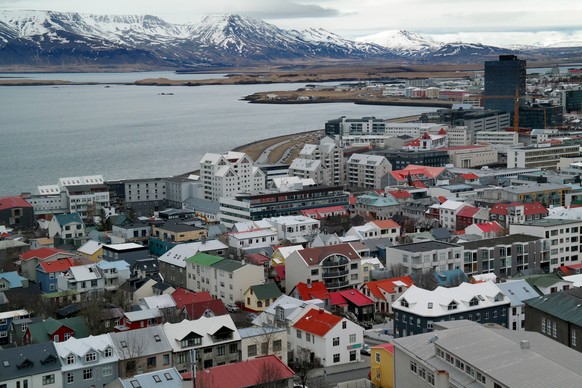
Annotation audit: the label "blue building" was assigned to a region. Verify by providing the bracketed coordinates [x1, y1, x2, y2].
[484, 55, 526, 121]
[35, 258, 78, 294]
[393, 282, 510, 338]
[0, 309, 29, 344]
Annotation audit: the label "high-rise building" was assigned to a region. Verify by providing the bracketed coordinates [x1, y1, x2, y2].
[484, 55, 526, 119]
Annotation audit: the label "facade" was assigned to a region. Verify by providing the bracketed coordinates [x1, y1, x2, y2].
[0, 342, 62, 388]
[150, 219, 208, 244]
[496, 279, 539, 330]
[353, 192, 401, 220]
[475, 130, 520, 146]
[162, 315, 241, 372]
[35, 257, 79, 294]
[524, 287, 582, 353]
[371, 149, 449, 170]
[510, 218, 582, 272]
[243, 283, 283, 313]
[392, 320, 582, 388]
[507, 144, 580, 169]
[438, 200, 467, 231]
[285, 244, 362, 292]
[441, 145, 498, 168]
[106, 177, 167, 216]
[289, 137, 344, 186]
[267, 215, 320, 244]
[200, 151, 266, 202]
[109, 326, 173, 378]
[489, 201, 548, 228]
[385, 241, 463, 275]
[56, 263, 105, 301]
[346, 153, 391, 189]
[96, 260, 131, 291]
[48, 213, 86, 239]
[345, 219, 401, 243]
[102, 243, 149, 265]
[370, 343, 395, 388]
[291, 306, 364, 367]
[0, 195, 34, 229]
[238, 326, 288, 364]
[54, 334, 119, 388]
[484, 55, 526, 119]
[482, 183, 571, 207]
[461, 234, 550, 277]
[219, 185, 349, 227]
[360, 276, 414, 314]
[18, 247, 71, 282]
[393, 282, 510, 338]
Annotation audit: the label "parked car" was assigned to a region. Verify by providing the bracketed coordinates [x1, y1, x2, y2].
[225, 303, 240, 313]
[360, 344, 371, 356]
[247, 313, 258, 322]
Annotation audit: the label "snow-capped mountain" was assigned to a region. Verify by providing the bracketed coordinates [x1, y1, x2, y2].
[356, 30, 443, 57]
[429, 42, 511, 61]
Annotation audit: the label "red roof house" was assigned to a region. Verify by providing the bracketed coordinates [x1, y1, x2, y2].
[291, 281, 330, 301]
[329, 288, 375, 322]
[293, 308, 342, 337]
[18, 248, 71, 282]
[171, 289, 213, 309]
[182, 299, 228, 320]
[465, 221, 505, 238]
[360, 276, 414, 314]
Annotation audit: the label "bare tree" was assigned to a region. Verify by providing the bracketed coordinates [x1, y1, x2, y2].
[292, 350, 320, 388]
[112, 330, 149, 377]
[389, 263, 407, 278]
[255, 358, 284, 388]
[411, 268, 439, 291]
[251, 325, 283, 359]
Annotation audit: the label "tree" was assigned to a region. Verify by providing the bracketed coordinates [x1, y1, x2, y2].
[411, 268, 439, 291]
[97, 208, 112, 232]
[113, 330, 148, 377]
[251, 325, 283, 360]
[255, 358, 283, 388]
[389, 263, 407, 278]
[292, 350, 319, 388]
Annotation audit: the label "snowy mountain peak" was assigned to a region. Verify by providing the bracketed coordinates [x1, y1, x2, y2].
[356, 29, 443, 57]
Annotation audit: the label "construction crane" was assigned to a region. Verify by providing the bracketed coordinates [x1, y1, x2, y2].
[481, 86, 522, 131]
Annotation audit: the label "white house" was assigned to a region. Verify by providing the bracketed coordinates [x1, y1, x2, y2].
[227, 227, 278, 251]
[437, 200, 467, 231]
[291, 305, 364, 367]
[267, 215, 321, 244]
[54, 334, 119, 388]
[48, 213, 86, 239]
[345, 219, 401, 243]
[57, 263, 105, 301]
[96, 260, 130, 292]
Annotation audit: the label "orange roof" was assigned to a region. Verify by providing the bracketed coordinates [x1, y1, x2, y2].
[371, 219, 400, 230]
[20, 248, 69, 261]
[388, 190, 413, 199]
[38, 257, 78, 273]
[461, 173, 479, 180]
[364, 276, 414, 301]
[295, 281, 330, 301]
[293, 308, 342, 337]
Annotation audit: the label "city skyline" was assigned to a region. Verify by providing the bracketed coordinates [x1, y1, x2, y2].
[0, 0, 581, 47]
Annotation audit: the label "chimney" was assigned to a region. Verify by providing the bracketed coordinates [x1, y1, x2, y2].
[520, 340, 530, 350]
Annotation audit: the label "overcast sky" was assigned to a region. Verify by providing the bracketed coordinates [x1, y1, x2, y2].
[1, 0, 581, 45]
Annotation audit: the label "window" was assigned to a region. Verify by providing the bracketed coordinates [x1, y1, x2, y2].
[448, 301, 458, 310]
[229, 344, 238, 354]
[261, 342, 269, 355]
[305, 333, 311, 342]
[375, 353, 381, 363]
[147, 357, 156, 368]
[427, 372, 435, 386]
[296, 330, 302, 339]
[333, 353, 340, 363]
[476, 371, 486, 383]
[163, 354, 170, 365]
[469, 297, 479, 306]
[102, 364, 113, 377]
[349, 334, 356, 343]
[83, 368, 93, 380]
[66, 355, 75, 365]
[333, 337, 340, 346]
[66, 373, 74, 384]
[350, 350, 356, 361]
[553, 322, 557, 338]
[104, 348, 113, 357]
[418, 367, 426, 379]
[410, 361, 417, 374]
[342, 321, 347, 329]
[573, 330, 577, 347]
[248, 344, 257, 356]
[85, 352, 96, 362]
[153, 376, 161, 383]
[42, 374, 55, 385]
[401, 299, 409, 308]
[217, 345, 225, 356]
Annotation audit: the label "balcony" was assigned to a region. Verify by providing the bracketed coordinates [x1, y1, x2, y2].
[322, 269, 349, 278]
[325, 280, 349, 290]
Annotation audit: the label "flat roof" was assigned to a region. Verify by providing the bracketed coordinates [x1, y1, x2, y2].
[390, 241, 461, 253]
[461, 234, 542, 250]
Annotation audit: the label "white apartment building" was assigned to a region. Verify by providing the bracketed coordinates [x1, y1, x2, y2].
[30, 175, 110, 220]
[510, 218, 582, 272]
[438, 200, 467, 231]
[444, 126, 472, 147]
[346, 154, 392, 189]
[384, 241, 463, 275]
[266, 215, 321, 243]
[507, 144, 581, 170]
[475, 130, 520, 145]
[57, 263, 105, 301]
[228, 227, 278, 251]
[289, 137, 344, 186]
[200, 151, 266, 202]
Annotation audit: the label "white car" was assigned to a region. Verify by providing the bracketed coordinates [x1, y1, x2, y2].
[225, 303, 240, 313]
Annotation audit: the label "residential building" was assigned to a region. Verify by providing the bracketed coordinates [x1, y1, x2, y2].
[482, 183, 571, 207]
[17, 247, 71, 282]
[186, 254, 265, 305]
[384, 241, 463, 275]
[360, 256, 384, 282]
[328, 288, 375, 323]
[496, 279, 540, 330]
[371, 149, 449, 170]
[54, 334, 118, 388]
[77, 240, 103, 262]
[300, 205, 348, 220]
[48, 213, 86, 239]
[150, 219, 208, 244]
[115, 310, 163, 332]
[489, 201, 548, 228]
[106, 367, 183, 388]
[0, 342, 62, 388]
[199, 151, 266, 202]
[392, 320, 582, 388]
[370, 343, 394, 388]
[267, 215, 321, 244]
[524, 287, 582, 352]
[106, 177, 167, 216]
[219, 184, 349, 227]
[57, 263, 105, 302]
[393, 282, 510, 338]
[346, 153, 391, 189]
[24, 316, 90, 345]
[484, 55, 526, 120]
[437, 200, 467, 231]
[0, 309, 29, 345]
[195, 355, 295, 388]
[162, 315, 241, 372]
[353, 192, 401, 220]
[227, 227, 278, 252]
[346, 219, 401, 243]
[290, 137, 344, 186]
[461, 234, 550, 277]
[291, 306, 364, 367]
[102, 243, 149, 266]
[518, 273, 573, 295]
[285, 244, 362, 292]
[109, 326, 173, 378]
[96, 260, 131, 292]
[35, 257, 80, 293]
[238, 326, 288, 364]
[510, 218, 582, 271]
[464, 221, 504, 239]
[157, 240, 227, 289]
[0, 195, 34, 229]
[243, 282, 282, 313]
[360, 276, 414, 314]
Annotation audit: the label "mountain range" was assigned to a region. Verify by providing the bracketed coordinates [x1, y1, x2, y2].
[0, 10, 580, 69]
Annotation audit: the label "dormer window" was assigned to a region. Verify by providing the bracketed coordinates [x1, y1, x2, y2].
[401, 299, 409, 308]
[448, 301, 458, 311]
[469, 297, 479, 307]
[85, 352, 97, 362]
[66, 354, 75, 365]
[494, 293, 504, 302]
[428, 302, 433, 309]
[104, 348, 113, 357]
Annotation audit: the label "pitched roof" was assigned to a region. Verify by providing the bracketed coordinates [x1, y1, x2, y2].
[108, 326, 172, 359]
[0, 342, 60, 380]
[496, 279, 540, 306]
[330, 289, 374, 307]
[293, 243, 360, 266]
[186, 252, 225, 266]
[293, 308, 342, 337]
[28, 317, 90, 342]
[295, 281, 330, 301]
[372, 343, 394, 353]
[371, 219, 400, 229]
[55, 213, 84, 226]
[524, 288, 582, 327]
[20, 247, 69, 261]
[457, 205, 479, 218]
[470, 221, 504, 233]
[364, 276, 414, 301]
[250, 283, 282, 300]
[489, 201, 548, 216]
[119, 367, 182, 387]
[0, 196, 32, 210]
[183, 299, 228, 320]
[171, 289, 213, 309]
[196, 355, 295, 388]
[0, 271, 27, 288]
[38, 257, 79, 273]
[387, 190, 413, 200]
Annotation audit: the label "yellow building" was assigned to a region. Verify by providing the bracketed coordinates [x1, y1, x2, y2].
[370, 343, 394, 388]
[76, 240, 103, 262]
[151, 222, 208, 243]
[243, 283, 282, 313]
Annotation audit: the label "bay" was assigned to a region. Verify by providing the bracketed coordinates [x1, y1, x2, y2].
[0, 73, 437, 197]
